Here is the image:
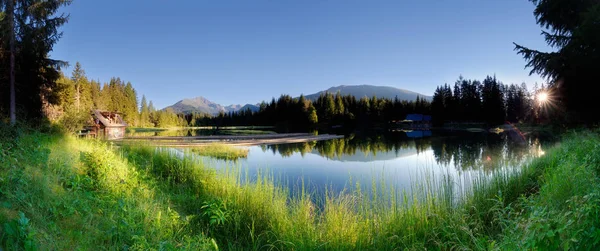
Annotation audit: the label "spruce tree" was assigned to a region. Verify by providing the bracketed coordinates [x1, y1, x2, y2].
[515, 0, 600, 122]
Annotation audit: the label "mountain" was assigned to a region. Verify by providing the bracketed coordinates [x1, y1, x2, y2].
[163, 97, 258, 115]
[304, 85, 431, 101]
[223, 104, 244, 113]
[165, 85, 428, 115]
[239, 104, 260, 112]
[164, 97, 224, 114]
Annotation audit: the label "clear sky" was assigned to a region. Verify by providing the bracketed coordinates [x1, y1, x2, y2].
[51, 0, 550, 109]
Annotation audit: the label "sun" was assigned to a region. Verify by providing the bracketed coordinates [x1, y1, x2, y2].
[538, 92, 549, 104]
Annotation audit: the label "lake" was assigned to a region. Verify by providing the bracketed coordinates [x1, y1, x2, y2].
[182, 129, 554, 201]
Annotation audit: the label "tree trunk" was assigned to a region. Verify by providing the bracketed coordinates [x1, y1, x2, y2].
[8, 0, 16, 125]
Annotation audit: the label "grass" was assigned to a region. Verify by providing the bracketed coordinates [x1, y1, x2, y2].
[190, 144, 249, 160]
[0, 127, 217, 250]
[2, 124, 600, 250]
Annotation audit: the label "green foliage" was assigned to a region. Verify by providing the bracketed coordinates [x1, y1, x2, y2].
[201, 199, 230, 227]
[153, 109, 187, 128]
[1, 212, 36, 251]
[0, 128, 216, 250]
[499, 131, 600, 249]
[200, 92, 431, 131]
[190, 144, 249, 161]
[515, 0, 600, 122]
[2, 125, 600, 250]
[48, 62, 178, 130]
[432, 75, 534, 125]
[139, 95, 151, 127]
[0, 0, 71, 121]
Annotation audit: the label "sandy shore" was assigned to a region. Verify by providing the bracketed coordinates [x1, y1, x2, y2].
[117, 133, 343, 147]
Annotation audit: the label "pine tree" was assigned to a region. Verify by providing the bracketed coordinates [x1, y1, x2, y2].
[124, 82, 138, 125]
[431, 87, 445, 125]
[0, 0, 71, 122]
[515, 0, 600, 122]
[335, 92, 344, 115]
[90, 80, 102, 108]
[324, 93, 335, 122]
[140, 95, 150, 127]
[71, 62, 86, 112]
[453, 81, 462, 122]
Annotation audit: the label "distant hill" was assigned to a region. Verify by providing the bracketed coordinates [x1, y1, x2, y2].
[224, 104, 242, 112]
[304, 85, 431, 101]
[165, 85, 428, 115]
[164, 97, 257, 115]
[239, 104, 260, 112]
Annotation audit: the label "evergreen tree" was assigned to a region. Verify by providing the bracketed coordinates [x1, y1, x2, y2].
[515, 0, 600, 122]
[140, 95, 150, 127]
[335, 92, 344, 115]
[90, 80, 102, 108]
[453, 81, 462, 122]
[461, 79, 482, 121]
[431, 87, 445, 125]
[123, 82, 138, 125]
[481, 76, 506, 125]
[0, 0, 71, 122]
[325, 93, 336, 121]
[71, 62, 86, 113]
[307, 103, 318, 125]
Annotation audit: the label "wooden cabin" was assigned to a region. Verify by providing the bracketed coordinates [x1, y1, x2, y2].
[81, 110, 127, 140]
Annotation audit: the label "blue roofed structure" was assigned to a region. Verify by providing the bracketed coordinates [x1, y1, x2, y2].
[405, 114, 423, 121]
[405, 130, 433, 138]
[396, 114, 432, 129]
[404, 114, 432, 122]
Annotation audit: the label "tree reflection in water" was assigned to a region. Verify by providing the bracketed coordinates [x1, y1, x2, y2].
[261, 130, 550, 173]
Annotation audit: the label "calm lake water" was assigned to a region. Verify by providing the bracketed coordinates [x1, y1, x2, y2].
[184, 130, 554, 200]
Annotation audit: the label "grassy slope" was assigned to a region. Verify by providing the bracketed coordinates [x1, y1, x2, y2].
[0, 128, 216, 250]
[1, 127, 600, 250]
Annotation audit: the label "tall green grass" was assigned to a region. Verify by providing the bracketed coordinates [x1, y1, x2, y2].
[2, 126, 600, 250]
[189, 144, 249, 160]
[0, 129, 216, 250]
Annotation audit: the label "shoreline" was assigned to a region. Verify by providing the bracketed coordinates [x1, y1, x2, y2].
[117, 133, 344, 147]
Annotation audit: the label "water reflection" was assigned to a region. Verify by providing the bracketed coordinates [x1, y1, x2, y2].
[257, 131, 549, 172]
[194, 130, 552, 203]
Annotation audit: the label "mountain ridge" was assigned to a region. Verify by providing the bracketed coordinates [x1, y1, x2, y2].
[164, 97, 259, 115]
[164, 85, 430, 115]
[304, 85, 431, 101]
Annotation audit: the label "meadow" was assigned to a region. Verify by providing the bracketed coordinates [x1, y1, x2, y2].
[1, 125, 599, 250]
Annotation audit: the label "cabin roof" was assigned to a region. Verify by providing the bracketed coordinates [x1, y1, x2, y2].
[404, 114, 432, 122]
[92, 110, 128, 127]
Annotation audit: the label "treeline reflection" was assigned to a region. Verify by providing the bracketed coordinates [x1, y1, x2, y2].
[260, 131, 548, 172]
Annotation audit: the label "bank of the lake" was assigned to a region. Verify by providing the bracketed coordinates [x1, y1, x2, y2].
[1, 127, 599, 250]
[126, 126, 277, 137]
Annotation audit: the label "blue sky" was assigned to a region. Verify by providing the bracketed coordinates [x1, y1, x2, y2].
[51, 0, 550, 109]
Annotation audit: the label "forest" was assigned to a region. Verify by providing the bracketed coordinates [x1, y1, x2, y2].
[431, 76, 537, 126]
[46, 63, 187, 131]
[190, 76, 540, 130]
[37, 66, 546, 132]
[190, 93, 431, 130]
